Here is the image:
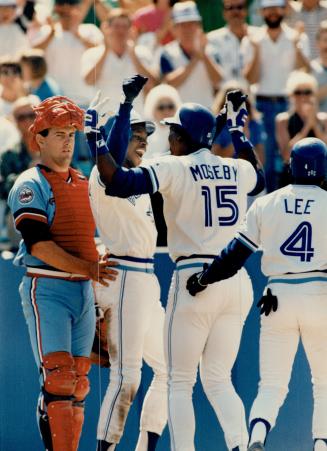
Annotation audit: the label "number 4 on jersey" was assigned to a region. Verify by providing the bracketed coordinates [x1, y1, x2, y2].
[280, 221, 314, 262]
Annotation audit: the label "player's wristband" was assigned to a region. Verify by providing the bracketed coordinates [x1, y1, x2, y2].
[86, 133, 109, 159]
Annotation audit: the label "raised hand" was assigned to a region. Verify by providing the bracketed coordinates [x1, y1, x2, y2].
[122, 74, 148, 103]
[226, 90, 248, 133]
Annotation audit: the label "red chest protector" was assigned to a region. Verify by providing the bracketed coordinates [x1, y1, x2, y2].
[41, 167, 98, 263]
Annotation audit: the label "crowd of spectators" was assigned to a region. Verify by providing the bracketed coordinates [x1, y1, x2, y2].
[1, 0, 327, 249]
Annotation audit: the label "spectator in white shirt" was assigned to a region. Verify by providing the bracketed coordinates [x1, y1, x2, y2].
[82, 8, 157, 114]
[159, 1, 223, 107]
[207, 0, 258, 83]
[0, 0, 30, 58]
[242, 0, 310, 191]
[311, 20, 327, 111]
[31, 0, 103, 106]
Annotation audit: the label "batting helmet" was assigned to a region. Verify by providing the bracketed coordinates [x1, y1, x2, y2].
[102, 109, 155, 139]
[290, 137, 327, 180]
[130, 109, 155, 136]
[161, 103, 216, 147]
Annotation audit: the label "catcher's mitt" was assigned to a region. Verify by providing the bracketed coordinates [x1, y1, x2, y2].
[90, 306, 110, 367]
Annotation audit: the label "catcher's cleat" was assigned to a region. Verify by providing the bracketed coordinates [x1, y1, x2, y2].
[248, 442, 265, 451]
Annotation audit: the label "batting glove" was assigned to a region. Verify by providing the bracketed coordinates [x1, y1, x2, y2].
[85, 91, 113, 158]
[257, 288, 278, 316]
[226, 90, 248, 133]
[122, 74, 148, 103]
[186, 263, 209, 297]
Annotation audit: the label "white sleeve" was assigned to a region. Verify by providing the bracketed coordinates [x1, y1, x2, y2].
[135, 45, 153, 69]
[81, 47, 101, 78]
[79, 24, 104, 45]
[299, 32, 310, 59]
[240, 36, 254, 67]
[237, 159, 257, 194]
[236, 200, 261, 252]
[142, 156, 181, 195]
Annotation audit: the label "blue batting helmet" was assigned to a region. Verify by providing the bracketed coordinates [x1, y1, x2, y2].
[290, 137, 327, 180]
[161, 103, 216, 147]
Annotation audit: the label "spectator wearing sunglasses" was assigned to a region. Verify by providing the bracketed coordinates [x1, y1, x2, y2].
[0, 58, 27, 117]
[276, 70, 327, 187]
[143, 83, 181, 159]
[207, 0, 259, 83]
[0, 95, 40, 249]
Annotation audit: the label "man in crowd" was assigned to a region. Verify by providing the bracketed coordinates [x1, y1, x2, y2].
[160, 1, 223, 107]
[31, 0, 102, 107]
[82, 8, 156, 113]
[311, 20, 327, 111]
[207, 0, 258, 83]
[7, 95, 118, 451]
[242, 0, 310, 191]
[287, 0, 327, 59]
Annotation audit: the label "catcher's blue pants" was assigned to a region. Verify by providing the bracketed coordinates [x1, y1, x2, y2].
[19, 276, 96, 370]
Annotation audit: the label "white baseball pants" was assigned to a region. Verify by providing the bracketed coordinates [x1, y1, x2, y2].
[95, 265, 167, 445]
[250, 282, 327, 440]
[165, 259, 253, 451]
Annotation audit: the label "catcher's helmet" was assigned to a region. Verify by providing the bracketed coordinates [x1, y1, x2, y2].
[290, 137, 327, 180]
[161, 103, 215, 147]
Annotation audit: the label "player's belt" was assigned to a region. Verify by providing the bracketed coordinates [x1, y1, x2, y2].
[268, 270, 327, 285]
[26, 266, 89, 281]
[110, 255, 155, 273]
[175, 255, 216, 271]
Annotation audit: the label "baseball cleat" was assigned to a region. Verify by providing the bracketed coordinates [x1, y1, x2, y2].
[247, 442, 265, 451]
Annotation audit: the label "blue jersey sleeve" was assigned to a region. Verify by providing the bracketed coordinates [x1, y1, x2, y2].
[101, 102, 133, 166]
[104, 166, 155, 198]
[201, 238, 254, 285]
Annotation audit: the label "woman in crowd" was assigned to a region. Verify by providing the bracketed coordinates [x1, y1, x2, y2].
[276, 70, 327, 186]
[143, 83, 181, 159]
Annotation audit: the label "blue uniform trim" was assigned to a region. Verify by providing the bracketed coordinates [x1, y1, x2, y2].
[110, 255, 154, 264]
[236, 233, 258, 251]
[167, 270, 179, 451]
[269, 276, 327, 284]
[176, 263, 206, 271]
[104, 270, 126, 440]
[147, 166, 160, 193]
[116, 264, 154, 273]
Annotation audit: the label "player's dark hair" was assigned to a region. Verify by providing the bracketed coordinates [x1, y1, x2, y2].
[170, 124, 203, 153]
[293, 176, 325, 186]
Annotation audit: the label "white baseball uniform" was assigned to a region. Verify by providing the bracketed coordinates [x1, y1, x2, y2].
[236, 184, 327, 441]
[89, 167, 167, 449]
[143, 149, 258, 451]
